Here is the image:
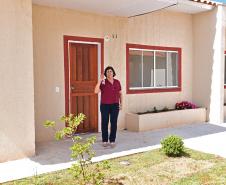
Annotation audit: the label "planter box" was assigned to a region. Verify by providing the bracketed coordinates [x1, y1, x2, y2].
[126, 108, 206, 132]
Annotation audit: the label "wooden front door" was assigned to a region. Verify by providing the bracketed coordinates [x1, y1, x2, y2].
[69, 43, 98, 133]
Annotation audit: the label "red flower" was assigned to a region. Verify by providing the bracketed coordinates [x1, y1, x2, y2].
[175, 101, 197, 110]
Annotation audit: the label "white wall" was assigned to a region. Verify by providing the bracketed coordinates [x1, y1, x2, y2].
[193, 6, 225, 123]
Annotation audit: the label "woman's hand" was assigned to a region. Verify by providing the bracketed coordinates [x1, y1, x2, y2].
[100, 74, 105, 82]
[119, 103, 122, 110]
[119, 91, 122, 110]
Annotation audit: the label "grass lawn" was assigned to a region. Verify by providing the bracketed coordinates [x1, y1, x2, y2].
[3, 148, 226, 185]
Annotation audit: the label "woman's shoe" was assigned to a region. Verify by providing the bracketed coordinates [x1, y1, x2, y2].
[110, 142, 116, 148]
[102, 142, 108, 147]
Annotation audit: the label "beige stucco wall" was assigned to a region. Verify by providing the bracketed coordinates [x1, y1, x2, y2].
[33, 5, 193, 142]
[33, 5, 127, 142]
[127, 11, 193, 113]
[193, 6, 225, 123]
[0, 0, 35, 162]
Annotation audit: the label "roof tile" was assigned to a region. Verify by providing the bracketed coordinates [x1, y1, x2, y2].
[190, 0, 217, 6]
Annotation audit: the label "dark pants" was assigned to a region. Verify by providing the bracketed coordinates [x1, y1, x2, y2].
[100, 103, 119, 142]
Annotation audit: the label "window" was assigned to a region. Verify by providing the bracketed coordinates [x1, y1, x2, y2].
[126, 44, 181, 94]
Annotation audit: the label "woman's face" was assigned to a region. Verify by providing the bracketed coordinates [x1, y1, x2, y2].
[106, 69, 114, 79]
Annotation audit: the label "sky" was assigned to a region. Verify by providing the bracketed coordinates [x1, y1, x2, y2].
[215, 0, 226, 3]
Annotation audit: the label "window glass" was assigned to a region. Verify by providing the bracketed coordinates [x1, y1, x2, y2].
[143, 51, 154, 87]
[128, 46, 180, 91]
[167, 52, 178, 86]
[129, 50, 142, 87]
[155, 51, 167, 87]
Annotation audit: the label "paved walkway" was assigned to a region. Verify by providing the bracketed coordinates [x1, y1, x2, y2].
[1, 122, 226, 183]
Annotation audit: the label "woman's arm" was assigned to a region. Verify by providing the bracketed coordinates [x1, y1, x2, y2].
[119, 91, 122, 110]
[94, 81, 101, 94]
[94, 74, 104, 94]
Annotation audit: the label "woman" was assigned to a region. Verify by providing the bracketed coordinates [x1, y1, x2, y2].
[94, 66, 122, 147]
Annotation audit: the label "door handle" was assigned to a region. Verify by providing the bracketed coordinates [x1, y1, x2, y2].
[71, 85, 75, 90]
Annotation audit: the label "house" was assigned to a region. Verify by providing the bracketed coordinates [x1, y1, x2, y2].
[0, 0, 225, 162]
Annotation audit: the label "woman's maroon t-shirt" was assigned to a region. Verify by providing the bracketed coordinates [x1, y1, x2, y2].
[100, 79, 121, 104]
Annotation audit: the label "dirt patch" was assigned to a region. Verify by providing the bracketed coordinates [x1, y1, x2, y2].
[108, 157, 215, 185]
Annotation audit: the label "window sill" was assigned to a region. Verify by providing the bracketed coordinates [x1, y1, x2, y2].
[126, 87, 181, 94]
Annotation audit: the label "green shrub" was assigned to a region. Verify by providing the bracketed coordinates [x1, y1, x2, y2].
[44, 113, 110, 185]
[153, 106, 158, 113]
[161, 135, 184, 157]
[162, 106, 169, 112]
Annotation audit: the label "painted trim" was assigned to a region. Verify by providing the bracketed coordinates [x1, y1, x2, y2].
[126, 43, 182, 94]
[224, 51, 226, 89]
[63, 35, 104, 116]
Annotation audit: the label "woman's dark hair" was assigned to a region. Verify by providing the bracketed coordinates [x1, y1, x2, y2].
[104, 66, 116, 77]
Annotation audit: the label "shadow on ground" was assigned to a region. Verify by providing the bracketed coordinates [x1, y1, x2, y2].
[33, 123, 226, 165]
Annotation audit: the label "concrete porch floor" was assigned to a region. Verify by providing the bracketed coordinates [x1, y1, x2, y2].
[1, 122, 226, 183]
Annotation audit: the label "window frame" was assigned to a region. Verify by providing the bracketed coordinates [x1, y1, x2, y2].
[126, 43, 182, 94]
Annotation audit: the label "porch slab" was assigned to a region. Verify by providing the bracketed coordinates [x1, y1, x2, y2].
[1, 122, 226, 183]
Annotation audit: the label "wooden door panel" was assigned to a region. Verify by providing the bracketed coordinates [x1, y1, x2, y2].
[89, 95, 97, 131]
[69, 43, 98, 133]
[70, 46, 77, 81]
[83, 47, 89, 81]
[89, 45, 97, 81]
[70, 96, 78, 115]
[76, 46, 83, 81]
[71, 81, 96, 93]
[83, 96, 90, 131]
[70, 95, 97, 132]
[77, 96, 84, 131]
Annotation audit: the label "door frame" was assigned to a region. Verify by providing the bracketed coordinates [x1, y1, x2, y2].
[63, 35, 104, 132]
